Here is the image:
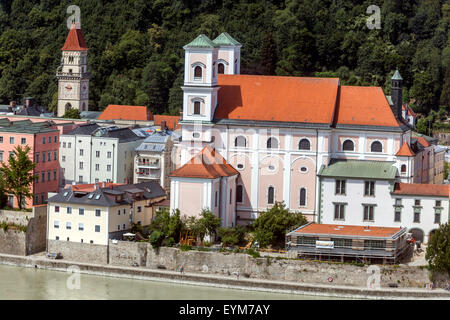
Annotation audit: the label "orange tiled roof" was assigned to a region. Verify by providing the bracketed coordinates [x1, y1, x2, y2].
[396, 141, 415, 157]
[98, 105, 151, 121]
[70, 182, 123, 192]
[170, 146, 239, 179]
[216, 74, 339, 124]
[393, 183, 450, 197]
[61, 23, 88, 51]
[417, 136, 430, 147]
[334, 86, 401, 127]
[295, 223, 402, 238]
[154, 115, 181, 130]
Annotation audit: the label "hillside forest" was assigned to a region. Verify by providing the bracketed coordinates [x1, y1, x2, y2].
[0, 0, 449, 122]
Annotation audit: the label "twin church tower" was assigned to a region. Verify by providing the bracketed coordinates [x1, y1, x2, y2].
[57, 25, 242, 118]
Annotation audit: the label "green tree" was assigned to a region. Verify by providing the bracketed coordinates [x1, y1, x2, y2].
[63, 108, 81, 119]
[425, 223, 450, 276]
[148, 208, 184, 244]
[218, 225, 247, 247]
[260, 32, 277, 75]
[0, 145, 37, 210]
[252, 202, 307, 248]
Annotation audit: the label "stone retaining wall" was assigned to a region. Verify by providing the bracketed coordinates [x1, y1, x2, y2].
[47, 240, 108, 264]
[0, 206, 47, 255]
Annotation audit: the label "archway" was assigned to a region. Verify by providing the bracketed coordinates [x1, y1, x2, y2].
[409, 228, 424, 243]
[65, 103, 72, 111]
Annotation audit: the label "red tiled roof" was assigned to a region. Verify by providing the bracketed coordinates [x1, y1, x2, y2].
[154, 115, 181, 130]
[61, 23, 88, 51]
[417, 136, 430, 148]
[393, 183, 450, 197]
[294, 223, 402, 238]
[334, 86, 401, 127]
[216, 74, 339, 124]
[170, 146, 239, 179]
[402, 104, 417, 117]
[98, 105, 151, 121]
[70, 182, 123, 192]
[396, 141, 415, 157]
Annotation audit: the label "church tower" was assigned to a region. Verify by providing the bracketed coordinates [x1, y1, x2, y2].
[213, 32, 242, 75]
[56, 22, 90, 117]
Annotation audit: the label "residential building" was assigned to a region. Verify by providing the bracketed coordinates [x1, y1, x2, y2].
[57, 22, 91, 117]
[59, 124, 144, 186]
[286, 223, 410, 264]
[0, 119, 60, 207]
[318, 159, 449, 243]
[47, 181, 166, 245]
[134, 132, 175, 192]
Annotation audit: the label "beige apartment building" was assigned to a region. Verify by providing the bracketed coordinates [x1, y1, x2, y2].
[47, 181, 166, 245]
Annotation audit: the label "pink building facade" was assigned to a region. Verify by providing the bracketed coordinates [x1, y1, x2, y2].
[170, 33, 435, 226]
[0, 119, 60, 208]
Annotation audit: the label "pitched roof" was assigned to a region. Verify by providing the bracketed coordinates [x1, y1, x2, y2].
[66, 123, 100, 135]
[98, 105, 151, 121]
[289, 223, 404, 239]
[170, 146, 239, 179]
[61, 23, 88, 51]
[213, 32, 241, 46]
[215, 75, 339, 124]
[396, 141, 415, 157]
[318, 159, 397, 180]
[393, 183, 450, 197]
[334, 86, 402, 128]
[417, 136, 431, 148]
[153, 115, 181, 130]
[391, 70, 403, 81]
[101, 127, 143, 143]
[184, 34, 218, 48]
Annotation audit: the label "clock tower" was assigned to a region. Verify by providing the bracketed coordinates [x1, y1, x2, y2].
[56, 22, 90, 117]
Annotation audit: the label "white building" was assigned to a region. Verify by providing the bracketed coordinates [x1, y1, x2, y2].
[59, 124, 144, 186]
[318, 159, 449, 244]
[134, 132, 175, 192]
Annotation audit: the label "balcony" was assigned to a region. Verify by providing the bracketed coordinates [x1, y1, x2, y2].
[136, 159, 160, 169]
[56, 71, 92, 79]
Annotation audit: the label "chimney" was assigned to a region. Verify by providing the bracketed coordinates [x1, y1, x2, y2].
[391, 69, 403, 120]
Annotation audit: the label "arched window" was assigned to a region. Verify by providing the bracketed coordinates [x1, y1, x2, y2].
[218, 63, 225, 74]
[401, 164, 407, 173]
[65, 103, 72, 111]
[299, 139, 311, 150]
[268, 186, 274, 204]
[342, 140, 354, 151]
[267, 137, 278, 149]
[299, 188, 306, 206]
[236, 185, 243, 203]
[193, 101, 201, 115]
[371, 141, 382, 153]
[235, 136, 247, 147]
[194, 66, 202, 79]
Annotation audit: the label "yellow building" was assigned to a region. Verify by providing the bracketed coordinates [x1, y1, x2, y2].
[47, 181, 166, 245]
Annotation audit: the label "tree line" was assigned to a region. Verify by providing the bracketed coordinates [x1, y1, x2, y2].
[0, 0, 449, 117]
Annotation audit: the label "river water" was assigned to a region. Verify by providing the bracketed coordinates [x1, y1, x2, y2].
[0, 264, 336, 300]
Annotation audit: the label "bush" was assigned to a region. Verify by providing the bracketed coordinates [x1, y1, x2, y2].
[149, 208, 185, 245]
[218, 225, 247, 247]
[180, 244, 192, 251]
[246, 248, 260, 259]
[252, 202, 307, 248]
[163, 237, 175, 247]
[149, 230, 164, 248]
[426, 223, 450, 276]
[0, 222, 8, 231]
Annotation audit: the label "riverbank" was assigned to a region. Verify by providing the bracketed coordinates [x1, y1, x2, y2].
[0, 253, 448, 300]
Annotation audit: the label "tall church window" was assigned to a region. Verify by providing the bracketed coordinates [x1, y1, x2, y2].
[194, 101, 201, 115]
[218, 63, 225, 74]
[267, 186, 275, 204]
[65, 103, 72, 111]
[236, 185, 243, 203]
[267, 137, 278, 149]
[342, 139, 354, 151]
[401, 164, 407, 174]
[194, 66, 202, 79]
[371, 141, 382, 152]
[299, 139, 311, 150]
[299, 188, 306, 206]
